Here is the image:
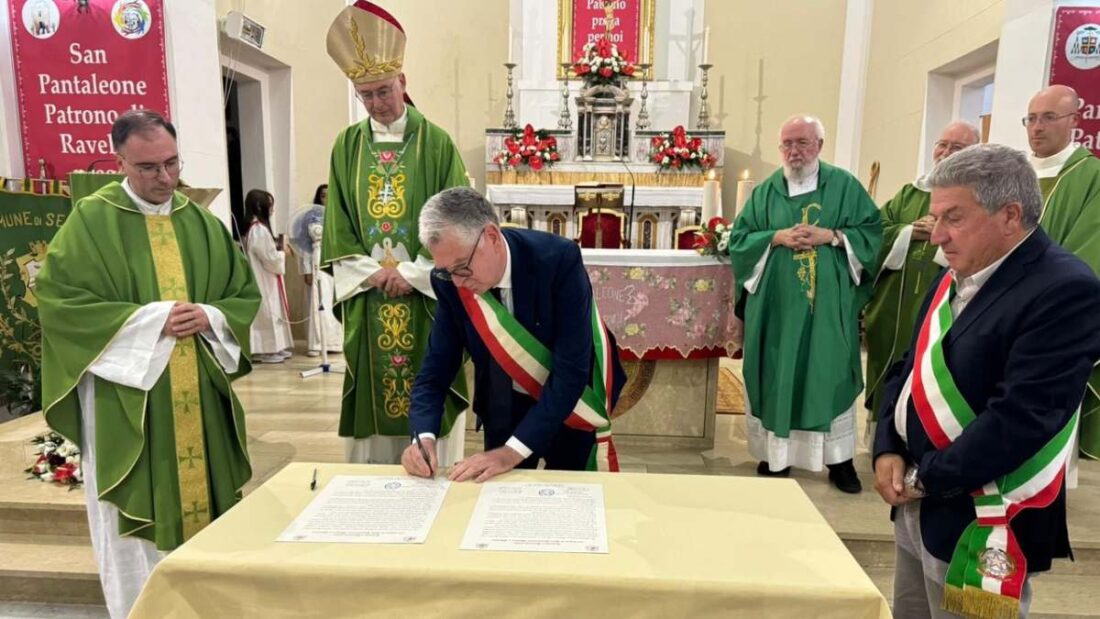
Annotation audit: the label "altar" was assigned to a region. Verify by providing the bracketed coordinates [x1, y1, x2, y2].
[485, 0, 729, 252]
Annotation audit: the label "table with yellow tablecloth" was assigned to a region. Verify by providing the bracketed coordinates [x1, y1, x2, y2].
[130, 463, 891, 619]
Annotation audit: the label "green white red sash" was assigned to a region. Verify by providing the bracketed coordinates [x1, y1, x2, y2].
[457, 287, 618, 472]
[911, 274, 1077, 619]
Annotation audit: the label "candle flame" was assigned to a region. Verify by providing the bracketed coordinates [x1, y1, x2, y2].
[706, 169, 717, 180]
[741, 169, 750, 181]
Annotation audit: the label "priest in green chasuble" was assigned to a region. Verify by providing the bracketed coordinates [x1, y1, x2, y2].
[36, 110, 260, 619]
[1025, 85, 1100, 461]
[728, 116, 882, 493]
[864, 121, 979, 420]
[323, 1, 469, 465]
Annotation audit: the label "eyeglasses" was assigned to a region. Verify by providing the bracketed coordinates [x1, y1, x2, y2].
[779, 139, 818, 152]
[934, 140, 971, 154]
[1021, 112, 1076, 127]
[356, 83, 397, 103]
[125, 157, 183, 179]
[431, 227, 485, 282]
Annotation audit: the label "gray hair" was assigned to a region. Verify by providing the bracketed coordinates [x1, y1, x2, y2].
[927, 143, 1041, 228]
[418, 186, 499, 246]
[111, 109, 176, 150]
[781, 115, 826, 140]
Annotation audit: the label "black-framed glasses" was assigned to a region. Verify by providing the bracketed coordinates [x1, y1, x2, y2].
[431, 227, 485, 282]
[1021, 112, 1076, 127]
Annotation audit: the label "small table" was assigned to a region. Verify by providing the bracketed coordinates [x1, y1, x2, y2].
[130, 463, 890, 619]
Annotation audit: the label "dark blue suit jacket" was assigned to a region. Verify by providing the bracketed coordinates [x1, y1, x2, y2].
[874, 229, 1100, 571]
[410, 228, 626, 463]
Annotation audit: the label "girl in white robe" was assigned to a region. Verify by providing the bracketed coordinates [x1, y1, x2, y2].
[243, 189, 293, 362]
[301, 184, 343, 355]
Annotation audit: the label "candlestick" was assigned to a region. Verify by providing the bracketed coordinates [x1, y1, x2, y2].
[558, 63, 573, 131]
[634, 63, 651, 130]
[502, 62, 517, 130]
[696, 63, 713, 130]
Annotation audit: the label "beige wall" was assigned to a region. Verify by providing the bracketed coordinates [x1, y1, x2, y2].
[371, 0, 509, 191]
[215, 0, 350, 209]
[704, 0, 847, 207]
[859, 0, 1004, 200]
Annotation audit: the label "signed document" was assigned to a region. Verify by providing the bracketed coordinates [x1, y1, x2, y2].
[460, 482, 608, 554]
[278, 476, 449, 544]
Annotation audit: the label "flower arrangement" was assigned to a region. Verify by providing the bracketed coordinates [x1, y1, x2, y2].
[25, 431, 82, 490]
[573, 38, 636, 87]
[650, 125, 717, 172]
[492, 124, 561, 171]
[693, 216, 732, 257]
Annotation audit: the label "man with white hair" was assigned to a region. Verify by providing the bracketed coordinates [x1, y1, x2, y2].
[865, 121, 980, 420]
[1024, 84, 1100, 459]
[728, 115, 882, 493]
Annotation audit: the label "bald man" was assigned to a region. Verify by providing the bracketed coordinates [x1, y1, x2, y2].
[1025, 85, 1100, 459]
[727, 115, 882, 492]
[864, 121, 980, 420]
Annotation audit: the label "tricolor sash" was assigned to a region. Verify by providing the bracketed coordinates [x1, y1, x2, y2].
[457, 287, 618, 472]
[910, 274, 1077, 619]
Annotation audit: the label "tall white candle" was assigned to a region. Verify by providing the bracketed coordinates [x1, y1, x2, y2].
[735, 169, 754, 218]
[701, 170, 720, 223]
[508, 26, 514, 64]
[703, 27, 710, 64]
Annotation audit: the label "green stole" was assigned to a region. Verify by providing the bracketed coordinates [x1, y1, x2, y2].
[322, 107, 469, 439]
[37, 182, 259, 550]
[864, 183, 942, 418]
[728, 162, 882, 436]
[1037, 147, 1100, 458]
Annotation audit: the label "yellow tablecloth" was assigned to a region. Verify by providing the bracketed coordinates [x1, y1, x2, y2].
[130, 464, 891, 619]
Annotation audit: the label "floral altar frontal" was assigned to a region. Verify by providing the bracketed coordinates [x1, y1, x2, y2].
[584, 249, 739, 449]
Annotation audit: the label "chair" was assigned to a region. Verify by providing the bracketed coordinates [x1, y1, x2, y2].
[675, 225, 702, 250]
[577, 208, 626, 249]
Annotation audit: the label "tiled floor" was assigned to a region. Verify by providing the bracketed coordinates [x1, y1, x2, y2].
[2, 353, 1098, 618]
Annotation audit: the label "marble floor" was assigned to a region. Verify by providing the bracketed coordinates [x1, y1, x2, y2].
[1, 352, 1098, 618]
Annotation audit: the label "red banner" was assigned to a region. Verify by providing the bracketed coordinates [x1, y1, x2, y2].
[1049, 6, 1100, 157]
[569, 0, 643, 63]
[8, 0, 170, 178]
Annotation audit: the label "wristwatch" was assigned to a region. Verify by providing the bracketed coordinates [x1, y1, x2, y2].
[903, 466, 926, 498]
[830, 230, 842, 247]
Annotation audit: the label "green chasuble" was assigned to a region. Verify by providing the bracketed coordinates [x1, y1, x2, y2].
[323, 106, 469, 439]
[1037, 146, 1100, 458]
[37, 182, 260, 551]
[728, 162, 882, 437]
[863, 183, 943, 418]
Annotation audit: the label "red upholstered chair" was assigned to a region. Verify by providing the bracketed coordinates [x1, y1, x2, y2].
[577, 209, 626, 249]
[675, 225, 702, 250]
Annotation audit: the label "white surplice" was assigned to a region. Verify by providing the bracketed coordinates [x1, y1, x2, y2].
[78, 181, 243, 619]
[244, 220, 293, 355]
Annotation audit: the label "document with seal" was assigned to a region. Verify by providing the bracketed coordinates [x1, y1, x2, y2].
[460, 482, 608, 553]
[278, 476, 449, 544]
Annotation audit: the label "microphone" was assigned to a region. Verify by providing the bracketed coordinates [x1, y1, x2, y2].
[619, 150, 636, 249]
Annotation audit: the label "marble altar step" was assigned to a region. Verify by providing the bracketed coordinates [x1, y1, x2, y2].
[0, 535, 103, 606]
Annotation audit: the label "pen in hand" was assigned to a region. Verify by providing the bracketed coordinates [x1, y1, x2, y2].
[412, 434, 435, 478]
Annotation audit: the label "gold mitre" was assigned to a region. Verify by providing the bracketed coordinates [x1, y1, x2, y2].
[326, 1, 406, 84]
